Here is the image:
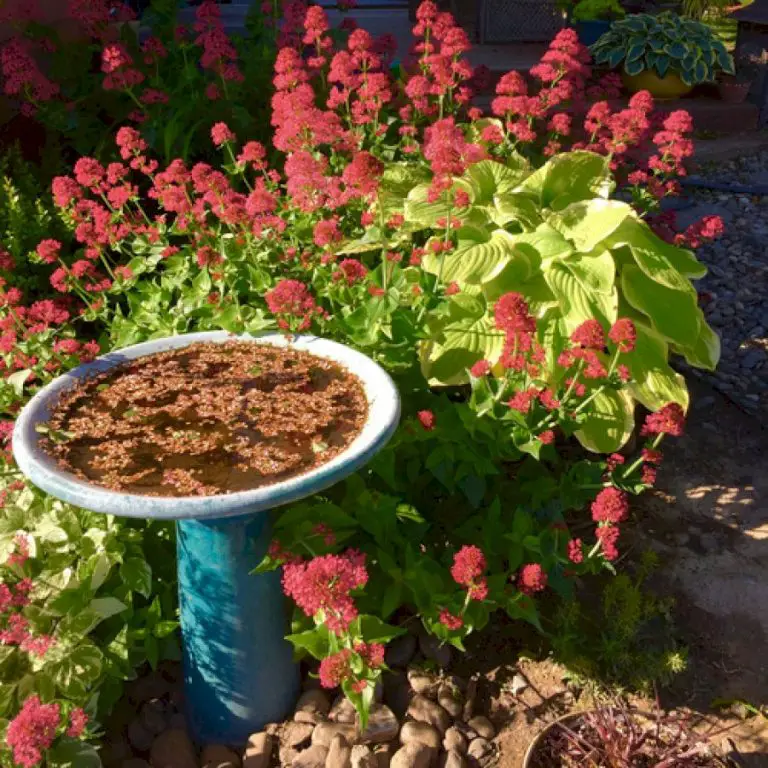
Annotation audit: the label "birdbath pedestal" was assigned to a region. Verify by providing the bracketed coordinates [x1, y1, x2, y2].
[12, 331, 400, 746]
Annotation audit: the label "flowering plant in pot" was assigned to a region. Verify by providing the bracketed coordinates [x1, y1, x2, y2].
[590, 11, 735, 97]
[571, 0, 626, 46]
[0, 0, 727, 748]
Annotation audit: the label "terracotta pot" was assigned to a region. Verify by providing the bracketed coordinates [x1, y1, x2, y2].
[718, 78, 751, 104]
[622, 70, 692, 99]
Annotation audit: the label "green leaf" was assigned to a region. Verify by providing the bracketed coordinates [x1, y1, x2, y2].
[621, 266, 700, 348]
[549, 199, 632, 253]
[423, 228, 519, 285]
[607, 219, 696, 293]
[491, 193, 542, 229]
[678, 316, 720, 371]
[464, 158, 528, 204]
[120, 557, 152, 598]
[286, 625, 333, 660]
[350, 615, 407, 644]
[47, 739, 102, 768]
[514, 151, 614, 210]
[404, 180, 474, 229]
[575, 388, 635, 453]
[544, 262, 618, 333]
[562, 249, 616, 295]
[513, 224, 571, 261]
[89, 596, 129, 621]
[7, 369, 31, 397]
[655, 54, 671, 77]
[0, 683, 16, 717]
[377, 162, 431, 220]
[624, 58, 645, 76]
[50, 644, 103, 698]
[627, 323, 689, 412]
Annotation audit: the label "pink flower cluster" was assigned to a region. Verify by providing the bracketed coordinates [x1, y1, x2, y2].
[450, 545, 488, 601]
[6, 696, 60, 768]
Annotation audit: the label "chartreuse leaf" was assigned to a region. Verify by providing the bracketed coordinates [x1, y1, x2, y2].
[676, 316, 720, 371]
[49, 644, 103, 699]
[286, 624, 333, 660]
[514, 224, 571, 261]
[513, 151, 614, 210]
[376, 162, 431, 220]
[464, 157, 529, 204]
[120, 557, 152, 598]
[404, 179, 474, 229]
[627, 323, 689, 411]
[607, 218, 696, 292]
[491, 193, 542, 229]
[422, 228, 519, 285]
[562, 249, 616, 295]
[544, 262, 618, 334]
[621, 265, 700, 348]
[349, 615, 407, 644]
[549, 199, 633, 253]
[575, 388, 635, 453]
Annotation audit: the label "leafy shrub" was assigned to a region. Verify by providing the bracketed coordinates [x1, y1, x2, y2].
[571, 0, 625, 23]
[591, 12, 735, 85]
[0, 0, 725, 746]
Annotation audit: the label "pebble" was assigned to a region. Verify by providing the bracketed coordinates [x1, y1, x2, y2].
[350, 745, 379, 768]
[358, 705, 399, 744]
[313, 722, 358, 748]
[296, 690, 332, 725]
[385, 634, 417, 668]
[407, 695, 452, 734]
[374, 744, 395, 768]
[442, 727, 467, 754]
[326, 734, 352, 768]
[127, 720, 154, 753]
[442, 751, 468, 768]
[243, 732, 272, 768]
[293, 745, 330, 768]
[202, 744, 241, 768]
[400, 720, 442, 750]
[467, 737, 493, 763]
[330, 696, 358, 724]
[461, 679, 477, 721]
[284, 722, 316, 749]
[390, 743, 433, 768]
[510, 673, 528, 696]
[466, 716, 494, 740]
[437, 684, 463, 719]
[418, 633, 452, 668]
[406, 670, 440, 699]
[149, 729, 198, 768]
[383, 670, 411, 719]
[139, 698, 169, 735]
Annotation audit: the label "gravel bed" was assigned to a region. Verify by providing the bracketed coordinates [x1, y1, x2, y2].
[671, 151, 768, 420]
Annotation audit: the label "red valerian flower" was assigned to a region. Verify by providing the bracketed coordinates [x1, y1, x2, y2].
[318, 649, 353, 688]
[567, 539, 583, 564]
[265, 279, 320, 331]
[641, 403, 685, 437]
[641, 465, 657, 486]
[333, 259, 368, 285]
[67, 708, 88, 738]
[537, 430, 555, 445]
[570, 319, 605, 350]
[35, 239, 62, 265]
[417, 410, 435, 431]
[451, 545, 486, 587]
[591, 487, 629, 524]
[608, 318, 636, 353]
[642, 448, 663, 464]
[517, 563, 547, 595]
[508, 388, 537, 414]
[494, 292, 536, 335]
[596, 525, 620, 560]
[439, 609, 464, 630]
[6, 695, 61, 768]
[354, 641, 385, 669]
[282, 550, 368, 634]
[470, 359, 490, 378]
[211, 122, 235, 146]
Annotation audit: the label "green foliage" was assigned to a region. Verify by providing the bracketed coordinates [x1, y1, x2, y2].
[572, 0, 625, 23]
[591, 12, 735, 85]
[548, 551, 687, 692]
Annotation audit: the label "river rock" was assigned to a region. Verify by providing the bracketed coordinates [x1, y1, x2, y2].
[390, 743, 433, 768]
[140, 698, 169, 735]
[407, 695, 451, 734]
[437, 684, 463, 719]
[325, 734, 352, 768]
[418, 633, 451, 668]
[330, 696, 358, 724]
[293, 745, 329, 768]
[243, 732, 272, 768]
[383, 670, 411, 719]
[399, 721, 441, 751]
[406, 670, 440, 699]
[466, 716, 494, 740]
[442, 750, 467, 768]
[313, 722, 358, 748]
[385, 634, 417, 668]
[461, 679, 477, 721]
[374, 744, 395, 768]
[201, 744, 241, 767]
[284, 722, 316, 749]
[150, 729, 198, 768]
[467, 737, 492, 763]
[296, 690, 332, 725]
[350, 745, 378, 768]
[359, 705, 399, 744]
[442, 727, 467, 755]
[127, 719, 154, 753]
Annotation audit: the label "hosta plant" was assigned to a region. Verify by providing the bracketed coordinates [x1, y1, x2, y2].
[0, 0, 725, 744]
[590, 12, 735, 85]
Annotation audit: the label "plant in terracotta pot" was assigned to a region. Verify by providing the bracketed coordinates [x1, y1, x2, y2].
[590, 11, 735, 98]
[524, 700, 729, 767]
[571, 0, 626, 46]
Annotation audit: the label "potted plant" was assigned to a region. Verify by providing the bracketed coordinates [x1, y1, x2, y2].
[523, 701, 729, 767]
[717, 73, 752, 103]
[571, 0, 625, 46]
[590, 11, 735, 98]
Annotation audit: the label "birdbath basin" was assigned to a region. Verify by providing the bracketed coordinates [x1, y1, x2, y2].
[12, 331, 400, 745]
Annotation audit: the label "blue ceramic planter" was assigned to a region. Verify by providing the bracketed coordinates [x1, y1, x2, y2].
[13, 331, 401, 746]
[574, 19, 612, 46]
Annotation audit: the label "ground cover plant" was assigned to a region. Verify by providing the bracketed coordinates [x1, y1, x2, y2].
[0, 0, 726, 761]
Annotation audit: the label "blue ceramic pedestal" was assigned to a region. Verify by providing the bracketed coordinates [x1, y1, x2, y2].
[177, 514, 298, 745]
[12, 331, 400, 746]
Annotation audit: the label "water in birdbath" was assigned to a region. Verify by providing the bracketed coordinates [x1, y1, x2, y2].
[36, 341, 368, 497]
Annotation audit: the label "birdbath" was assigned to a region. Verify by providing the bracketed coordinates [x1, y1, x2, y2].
[12, 331, 400, 745]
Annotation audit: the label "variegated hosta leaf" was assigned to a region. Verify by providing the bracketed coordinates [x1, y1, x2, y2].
[549, 198, 634, 253]
[575, 388, 635, 453]
[544, 261, 618, 333]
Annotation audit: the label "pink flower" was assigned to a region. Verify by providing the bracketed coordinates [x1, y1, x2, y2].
[211, 122, 235, 146]
[451, 545, 486, 588]
[439, 610, 464, 630]
[417, 411, 435, 431]
[570, 319, 605, 350]
[265, 280, 319, 331]
[67, 708, 88, 738]
[537, 430, 555, 445]
[319, 649, 353, 688]
[567, 539, 583, 564]
[596, 525, 620, 560]
[608, 318, 636, 353]
[333, 259, 368, 285]
[470, 359, 490, 378]
[313, 217, 342, 248]
[517, 564, 547, 596]
[591, 487, 629, 524]
[6, 696, 61, 768]
[641, 403, 685, 438]
[36, 239, 62, 265]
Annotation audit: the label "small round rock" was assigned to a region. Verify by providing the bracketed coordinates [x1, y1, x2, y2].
[325, 734, 352, 768]
[292, 744, 329, 768]
[442, 750, 468, 768]
[400, 720, 441, 751]
[390, 743, 433, 768]
[443, 726, 467, 755]
[467, 737, 493, 763]
[350, 745, 378, 768]
[467, 716, 495, 740]
[202, 744, 241, 768]
[243, 732, 272, 768]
